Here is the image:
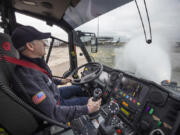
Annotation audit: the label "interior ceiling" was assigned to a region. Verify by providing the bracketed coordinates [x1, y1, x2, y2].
[11, 0, 133, 29]
[13, 0, 74, 20]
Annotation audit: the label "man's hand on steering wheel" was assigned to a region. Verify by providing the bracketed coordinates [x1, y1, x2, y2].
[61, 78, 72, 85]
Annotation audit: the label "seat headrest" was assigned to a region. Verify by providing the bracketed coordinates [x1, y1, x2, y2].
[0, 33, 19, 58]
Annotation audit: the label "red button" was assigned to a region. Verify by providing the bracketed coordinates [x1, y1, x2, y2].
[113, 100, 117, 103]
[114, 88, 118, 92]
[116, 129, 122, 134]
[133, 99, 136, 103]
[104, 92, 107, 96]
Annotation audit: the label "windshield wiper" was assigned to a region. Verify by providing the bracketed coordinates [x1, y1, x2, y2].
[135, 0, 152, 44]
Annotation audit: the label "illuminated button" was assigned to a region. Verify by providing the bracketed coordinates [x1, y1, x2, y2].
[133, 99, 136, 103]
[126, 95, 129, 99]
[149, 108, 154, 115]
[120, 91, 123, 95]
[104, 92, 107, 96]
[129, 97, 132, 101]
[152, 115, 160, 121]
[84, 68, 88, 71]
[158, 121, 162, 127]
[123, 93, 126, 97]
[122, 101, 128, 107]
[137, 102, 141, 106]
[146, 106, 151, 112]
[120, 107, 130, 116]
[116, 129, 122, 134]
[67, 122, 71, 127]
[114, 88, 118, 92]
[73, 74, 78, 78]
[132, 92, 136, 97]
[163, 122, 172, 129]
[114, 100, 117, 103]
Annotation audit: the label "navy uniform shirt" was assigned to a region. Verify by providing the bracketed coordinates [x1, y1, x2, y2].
[13, 54, 88, 123]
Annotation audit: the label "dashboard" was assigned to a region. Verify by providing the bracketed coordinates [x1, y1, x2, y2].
[72, 65, 180, 135]
[99, 70, 180, 135]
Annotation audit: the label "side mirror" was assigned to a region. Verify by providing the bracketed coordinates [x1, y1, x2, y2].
[73, 31, 98, 53]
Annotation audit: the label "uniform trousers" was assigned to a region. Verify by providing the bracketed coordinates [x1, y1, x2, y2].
[59, 85, 89, 106]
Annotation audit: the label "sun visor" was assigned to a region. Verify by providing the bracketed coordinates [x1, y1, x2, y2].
[63, 0, 133, 29]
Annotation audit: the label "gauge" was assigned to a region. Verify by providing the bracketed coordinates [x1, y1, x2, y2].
[149, 129, 165, 135]
[110, 71, 119, 81]
[108, 101, 120, 115]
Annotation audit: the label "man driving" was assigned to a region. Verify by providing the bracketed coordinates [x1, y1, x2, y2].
[11, 25, 101, 123]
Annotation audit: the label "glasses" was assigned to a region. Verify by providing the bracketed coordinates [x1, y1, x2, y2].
[42, 39, 49, 46]
[42, 39, 48, 44]
[31, 39, 48, 46]
[18, 45, 27, 52]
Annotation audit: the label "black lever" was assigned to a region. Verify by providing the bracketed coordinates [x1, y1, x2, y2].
[92, 88, 102, 101]
[88, 88, 102, 119]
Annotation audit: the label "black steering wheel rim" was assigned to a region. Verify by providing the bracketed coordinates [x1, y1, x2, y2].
[71, 62, 103, 85]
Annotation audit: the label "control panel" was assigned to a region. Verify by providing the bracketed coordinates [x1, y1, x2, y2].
[99, 71, 180, 135]
[72, 69, 180, 135]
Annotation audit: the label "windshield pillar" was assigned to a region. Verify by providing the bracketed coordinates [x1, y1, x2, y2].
[63, 31, 78, 78]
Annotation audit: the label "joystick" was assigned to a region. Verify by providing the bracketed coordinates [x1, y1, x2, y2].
[88, 88, 102, 119]
[92, 88, 102, 101]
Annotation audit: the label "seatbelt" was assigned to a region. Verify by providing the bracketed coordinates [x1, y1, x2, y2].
[2, 55, 51, 77]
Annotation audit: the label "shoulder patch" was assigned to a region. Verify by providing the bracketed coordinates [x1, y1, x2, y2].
[32, 91, 46, 104]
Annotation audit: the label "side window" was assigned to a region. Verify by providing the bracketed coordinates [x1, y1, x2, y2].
[45, 39, 69, 77]
[15, 13, 69, 77]
[0, 16, 4, 33]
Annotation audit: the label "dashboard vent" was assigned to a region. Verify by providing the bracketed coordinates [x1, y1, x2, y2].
[166, 104, 179, 122]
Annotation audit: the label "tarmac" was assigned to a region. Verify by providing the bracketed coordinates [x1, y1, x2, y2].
[46, 46, 86, 77]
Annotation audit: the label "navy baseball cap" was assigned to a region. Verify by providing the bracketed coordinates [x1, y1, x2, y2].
[11, 26, 51, 50]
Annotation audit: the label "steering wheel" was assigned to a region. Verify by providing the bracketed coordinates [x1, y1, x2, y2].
[71, 62, 103, 85]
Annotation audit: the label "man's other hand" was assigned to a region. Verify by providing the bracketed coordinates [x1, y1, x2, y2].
[87, 97, 102, 114]
[61, 78, 72, 84]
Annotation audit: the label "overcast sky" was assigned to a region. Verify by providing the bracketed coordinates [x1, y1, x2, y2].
[14, 0, 180, 42]
[77, 0, 180, 42]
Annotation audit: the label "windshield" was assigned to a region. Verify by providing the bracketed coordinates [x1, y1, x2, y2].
[76, 0, 180, 85]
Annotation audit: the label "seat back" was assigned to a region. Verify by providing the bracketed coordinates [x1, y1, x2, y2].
[0, 33, 39, 135]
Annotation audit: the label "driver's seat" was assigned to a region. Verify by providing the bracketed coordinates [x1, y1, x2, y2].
[0, 33, 68, 135]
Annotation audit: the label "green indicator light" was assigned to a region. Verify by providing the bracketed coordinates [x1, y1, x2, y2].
[120, 91, 123, 95]
[73, 74, 78, 78]
[158, 121, 162, 127]
[137, 102, 141, 106]
[149, 108, 154, 115]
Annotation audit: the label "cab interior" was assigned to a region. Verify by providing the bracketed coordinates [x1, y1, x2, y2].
[1, 0, 133, 134]
[0, 0, 180, 135]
